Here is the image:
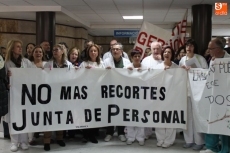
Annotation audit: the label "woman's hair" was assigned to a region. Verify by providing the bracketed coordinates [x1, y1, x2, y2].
[175, 45, 186, 59]
[52, 44, 67, 64]
[68, 47, 80, 62]
[5, 40, 23, 61]
[58, 42, 68, 54]
[25, 43, 35, 51]
[85, 44, 101, 65]
[161, 46, 175, 61]
[130, 49, 141, 57]
[29, 45, 45, 61]
[185, 39, 198, 54]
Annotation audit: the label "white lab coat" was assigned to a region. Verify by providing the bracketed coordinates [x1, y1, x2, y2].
[44, 60, 73, 68]
[125, 63, 146, 142]
[79, 60, 105, 68]
[4, 58, 32, 145]
[141, 55, 162, 69]
[179, 54, 208, 145]
[103, 51, 129, 61]
[104, 57, 131, 68]
[154, 62, 178, 145]
[141, 56, 162, 139]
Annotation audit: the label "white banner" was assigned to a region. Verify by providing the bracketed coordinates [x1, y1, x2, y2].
[10, 68, 187, 134]
[133, 21, 172, 58]
[189, 58, 230, 136]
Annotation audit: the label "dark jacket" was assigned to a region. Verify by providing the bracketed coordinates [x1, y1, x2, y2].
[0, 55, 8, 119]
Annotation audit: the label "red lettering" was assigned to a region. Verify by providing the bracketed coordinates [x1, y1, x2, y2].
[134, 46, 143, 55]
[134, 46, 144, 59]
[137, 32, 147, 45]
[176, 22, 180, 35]
[181, 20, 187, 33]
[172, 27, 175, 36]
[147, 35, 157, 47]
[170, 39, 173, 48]
[174, 39, 179, 51]
[178, 38, 184, 47]
[158, 38, 166, 46]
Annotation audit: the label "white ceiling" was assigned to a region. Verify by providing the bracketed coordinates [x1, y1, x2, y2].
[0, 0, 229, 36]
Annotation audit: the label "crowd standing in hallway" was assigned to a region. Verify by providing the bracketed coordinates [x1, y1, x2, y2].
[0, 37, 229, 153]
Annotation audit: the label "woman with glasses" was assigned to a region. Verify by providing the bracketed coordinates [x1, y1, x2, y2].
[43, 44, 73, 151]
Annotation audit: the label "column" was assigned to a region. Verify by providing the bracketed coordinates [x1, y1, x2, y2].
[191, 4, 212, 56]
[75, 28, 88, 51]
[36, 12, 56, 47]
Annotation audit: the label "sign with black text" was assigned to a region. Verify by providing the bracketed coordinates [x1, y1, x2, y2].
[189, 58, 230, 136]
[10, 68, 187, 134]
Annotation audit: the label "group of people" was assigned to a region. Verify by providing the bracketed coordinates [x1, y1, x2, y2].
[0, 37, 229, 153]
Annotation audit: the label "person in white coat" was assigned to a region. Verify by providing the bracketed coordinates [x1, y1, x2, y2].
[103, 39, 129, 61]
[200, 38, 230, 153]
[43, 44, 73, 151]
[103, 42, 131, 142]
[141, 41, 163, 69]
[141, 41, 163, 139]
[179, 39, 208, 151]
[155, 46, 178, 148]
[29, 45, 47, 68]
[4, 40, 32, 152]
[27, 45, 47, 145]
[79, 44, 104, 144]
[125, 50, 146, 146]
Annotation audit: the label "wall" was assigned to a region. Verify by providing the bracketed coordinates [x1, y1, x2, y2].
[0, 18, 192, 57]
[0, 19, 36, 53]
[93, 36, 134, 56]
[0, 19, 91, 54]
[0, 18, 134, 57]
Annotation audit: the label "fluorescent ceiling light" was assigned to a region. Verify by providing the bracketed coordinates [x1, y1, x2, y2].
[123, 16, 143, 19]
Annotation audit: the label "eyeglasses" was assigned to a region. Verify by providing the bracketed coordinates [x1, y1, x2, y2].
[207, 47, 220, 51]
[111, 48, 121, 51]
[53, 48, 59, 52]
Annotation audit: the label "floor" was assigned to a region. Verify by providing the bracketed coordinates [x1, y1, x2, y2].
[0, 129, 200, 153]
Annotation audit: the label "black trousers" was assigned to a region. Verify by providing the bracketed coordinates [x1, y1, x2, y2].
[82, 128, 99, 138]
[3, 121, 9, 137]
[106, 126, 125, 136]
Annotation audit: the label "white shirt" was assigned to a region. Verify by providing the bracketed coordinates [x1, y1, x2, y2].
[4, 58, 32, 123]
[103, 51, 129, 61]
[125, 63, 147, 69]
[156, 62, 179, 69]
[31, 61, 47, 68]
[141, 55, 162, 69]
[79, 61, 105, 68]
[44, 60, 73, 68]
[104, 57, 131, 68]
[179, 54, 208, 69]
[209, 51, 230, 67]
[5, 58, 32, 72]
